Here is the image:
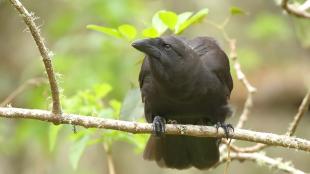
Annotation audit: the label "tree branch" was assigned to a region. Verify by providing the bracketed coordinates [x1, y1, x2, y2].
[281, 0, 310, 19]
[231, 89, 310, 153]
[228, 39, 257, 130]
[287, 89, 310, 136]
[217, 152, 306, 174]
[299, 0, 310, 11]
[0, 107, 310, 152]
[9, 0, 62, 115]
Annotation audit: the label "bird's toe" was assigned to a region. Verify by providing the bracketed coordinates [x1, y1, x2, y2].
[215, 122, 234, 139]
[153, 116, 166, 137]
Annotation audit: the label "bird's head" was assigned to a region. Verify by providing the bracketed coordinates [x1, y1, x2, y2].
[132, 36, 195, 66]
[132, 36, 200, 83]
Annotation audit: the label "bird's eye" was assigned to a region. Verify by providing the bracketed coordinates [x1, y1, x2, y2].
[163, 44, 171, 50]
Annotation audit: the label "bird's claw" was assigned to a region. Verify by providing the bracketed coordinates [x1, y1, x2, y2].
[167, 119, 178, 124]
[215, 122, 234, 139]
[153, 116, 166, 137]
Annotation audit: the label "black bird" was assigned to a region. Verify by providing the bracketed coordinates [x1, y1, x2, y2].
[132, 36, 233, 170]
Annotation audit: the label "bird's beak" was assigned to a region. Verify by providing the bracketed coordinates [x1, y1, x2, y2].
[131, 38, 161, 58]
[131, 39, 149, 51]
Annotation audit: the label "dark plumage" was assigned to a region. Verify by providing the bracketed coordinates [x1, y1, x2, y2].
[132, 36, 233, 170]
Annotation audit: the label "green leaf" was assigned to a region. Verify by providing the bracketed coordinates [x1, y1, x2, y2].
[86, 25, 121, 38]
[175, 8, 209, 34]
[175, 12, 193, 33]
[158, 11, 178, 30]
[230, 6, 246, 15]
[142, 27, 159, 38]
[93, 83, 112, 99]
[69, 135, 90, 170]
[110, 99, 121, 119]
[152, 11, 168, 35]
[118, 24, 137, 40]
[48, 124, 63, 152]
[120, 88, 144, 120]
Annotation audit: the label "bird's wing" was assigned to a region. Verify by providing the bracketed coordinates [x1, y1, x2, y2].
[188, 37, 233, 96]
[139, 57, 154, 122]
[138, 56, 151, 102]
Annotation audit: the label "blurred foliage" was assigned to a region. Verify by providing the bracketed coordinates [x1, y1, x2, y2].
[120, 88, 144, 121]
[294, 19, 310, 48]
[1, 0, 310, 173]
[247, 13, 292, 41]
[49, 83, 149, 169]
[230, 6, 247, 16]
[238, 47, 263, 72]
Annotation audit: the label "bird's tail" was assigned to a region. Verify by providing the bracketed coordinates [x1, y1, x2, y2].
[143, 135, 220, 169]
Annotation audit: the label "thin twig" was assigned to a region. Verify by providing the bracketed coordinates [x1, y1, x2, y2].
[286, 90, 310, 136]
[281, 0, 310, 19]
[217, 152, 306, 174]
[9, 0, 62, 115]
[224, 139, 232, 174]
[103, 143, 116, 174]
[206, 20, 257, 130]
[208, 20, 257, 156]
[0, 107, 310, 152]
[0, 77, 47, 107]
[228, 39, 257, 129]
[229, 143, 266, 153]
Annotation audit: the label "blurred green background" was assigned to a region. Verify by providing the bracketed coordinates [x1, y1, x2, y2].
[0, 0, 310, 174]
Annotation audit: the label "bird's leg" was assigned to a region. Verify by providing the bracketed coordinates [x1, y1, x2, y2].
[215, 122, 234, 139]
[152, 116, 166, 137]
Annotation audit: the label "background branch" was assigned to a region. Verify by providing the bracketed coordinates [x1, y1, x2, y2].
[206, 20, 256, 131]
[217, 152, 306, 174]
[232, 89, 310, 153]
[207, 20, 257, 156]
[0, 77, 47, 107]
[9, 0, 62, 115]
[287, 89, 310, 136]
[0, 107, 310, 152]
[103, 143, 116, 174]
[209, 17, 309, 158]
[205, 18, 308, 173]
[228, 39, 257, 130]
[281, 0, 310, 18]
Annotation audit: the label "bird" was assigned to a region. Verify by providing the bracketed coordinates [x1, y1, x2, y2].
[131, 35, 233, 170]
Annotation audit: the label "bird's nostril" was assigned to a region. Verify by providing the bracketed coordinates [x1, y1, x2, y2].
[131, 42, 137, 47]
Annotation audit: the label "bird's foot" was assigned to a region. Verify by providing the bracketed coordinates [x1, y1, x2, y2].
[153, 116, 166, 137]
[215, 122, 234, 139]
